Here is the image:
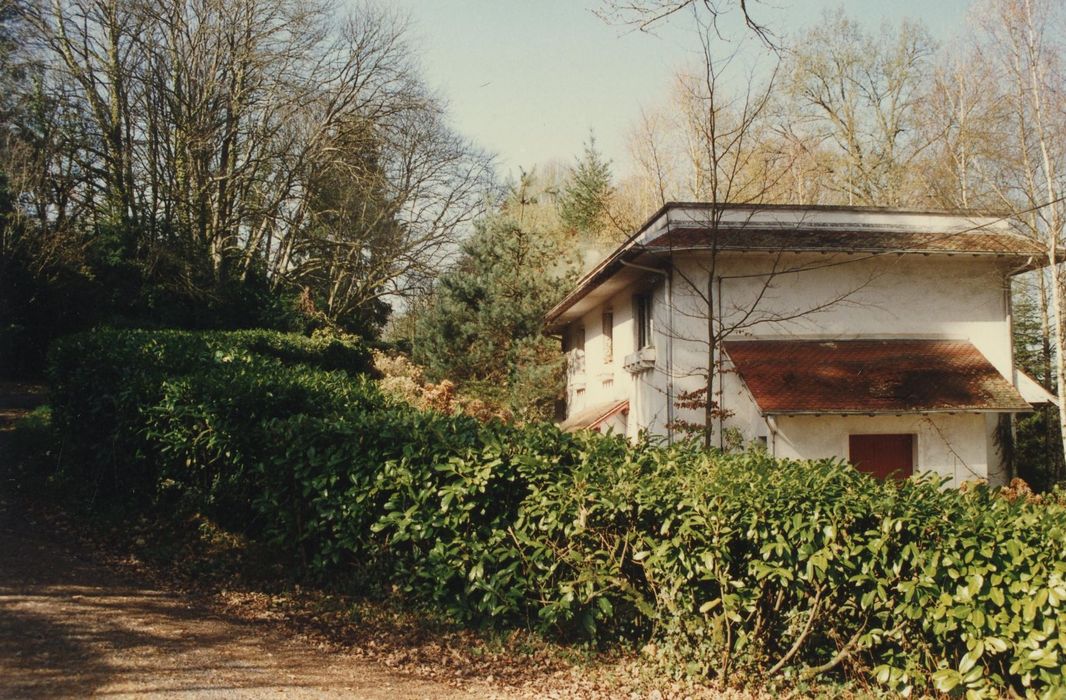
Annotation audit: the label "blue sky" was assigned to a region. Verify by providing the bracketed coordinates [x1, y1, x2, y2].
[386, 0, 974, 180]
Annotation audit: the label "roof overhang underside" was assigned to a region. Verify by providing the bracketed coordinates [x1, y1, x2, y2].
[1016, 369, 1059, 406]
[723, 339, 1033, 415]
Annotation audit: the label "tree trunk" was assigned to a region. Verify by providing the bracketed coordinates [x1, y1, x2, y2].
[705, 273, 715, 449]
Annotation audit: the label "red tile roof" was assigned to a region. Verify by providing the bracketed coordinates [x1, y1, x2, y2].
[722, 339, 1031, 414]
[645, 226, 1045, 256]
[559, 400, 628, 432]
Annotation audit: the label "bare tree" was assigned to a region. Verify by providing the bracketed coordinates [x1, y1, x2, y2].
[15, 0, 493, 329]
[284, 100, 494, 326]
[913, 47, 1006, 210]
[965, 0, 1066, 474]
[596, 0, 777, 48]
[784, 10, 936, 206]
[628, 25, 875, 447]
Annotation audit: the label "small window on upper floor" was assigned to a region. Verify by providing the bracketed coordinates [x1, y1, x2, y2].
[635, 293, 653, 349]
[602, 311, 614, 364]
[574, 325, 586, 373]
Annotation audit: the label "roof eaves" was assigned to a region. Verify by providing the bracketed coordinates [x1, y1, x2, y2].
[660, 201, 1015, 219]
[641, 244, 1033, 256]
[544, 204, 1051, 328]
[762, 407, 1033, 416]
[543, 205, 677, 328]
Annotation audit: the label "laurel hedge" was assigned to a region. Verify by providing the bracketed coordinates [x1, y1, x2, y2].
[46, 329, 1066, 696]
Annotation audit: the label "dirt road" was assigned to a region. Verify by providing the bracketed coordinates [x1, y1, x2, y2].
[0, 388, 481, 699]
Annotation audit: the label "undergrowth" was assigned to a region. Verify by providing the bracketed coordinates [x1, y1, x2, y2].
[26, 328, 1066, 697]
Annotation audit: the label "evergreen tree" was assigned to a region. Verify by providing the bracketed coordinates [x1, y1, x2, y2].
[559, 134, 614, 238]
[1012, 282, 1065, 489]
[1012, 284, 1048, 384]
[412, 214, 576, 419]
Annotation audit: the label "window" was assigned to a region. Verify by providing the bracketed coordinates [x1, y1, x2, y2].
[635, 293, 653, 349]
[575, 325, 586, 373]
[602, 311, 614, 364]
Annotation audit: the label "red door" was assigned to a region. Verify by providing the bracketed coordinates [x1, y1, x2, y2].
[849, 434, 914, 480]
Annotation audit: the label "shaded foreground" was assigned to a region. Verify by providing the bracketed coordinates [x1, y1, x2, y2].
[42, 331, 1066, 695]
[0, 394, 478, 700]
[0, 505, 480, 700]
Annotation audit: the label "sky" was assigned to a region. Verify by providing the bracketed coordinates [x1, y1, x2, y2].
[386, 0, 975, 181]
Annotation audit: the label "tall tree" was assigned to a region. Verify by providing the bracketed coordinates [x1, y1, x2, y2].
[913, 47, 1004, 209]
[626, 22, 873, 447]
[13, 0, 492, 334]
[412, 211, 577, 420]
[559, 134, 614, 240]
[784, 11, 935, 206]
[967, 0, 1066, 472]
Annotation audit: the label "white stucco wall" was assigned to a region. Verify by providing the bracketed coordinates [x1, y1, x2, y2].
[769, 413, 1006, 487]
[561, 247, 1020, 482]
[563, 276, 676, 439]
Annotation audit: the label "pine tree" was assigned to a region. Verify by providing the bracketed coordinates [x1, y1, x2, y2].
[412, 214, 577, 419]
[559, 134, 614, 238]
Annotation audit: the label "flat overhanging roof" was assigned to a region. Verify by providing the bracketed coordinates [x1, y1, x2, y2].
[544, 203, 1051, 332]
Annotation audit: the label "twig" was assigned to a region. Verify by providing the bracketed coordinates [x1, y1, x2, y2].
[801, 622, 868, 679]
[767, 584, 823, 676]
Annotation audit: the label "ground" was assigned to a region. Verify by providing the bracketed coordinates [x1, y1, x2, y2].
[0, 494, 485, 699]
[0, 384, 482, 699]
[0, 383, 761, 700]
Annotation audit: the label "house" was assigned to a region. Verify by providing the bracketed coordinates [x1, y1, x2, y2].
[545, 203, 1058, 486]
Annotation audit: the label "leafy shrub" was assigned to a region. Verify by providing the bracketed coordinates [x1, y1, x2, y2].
[44, 329, 1066, 696]
[47, 328, 372, 513]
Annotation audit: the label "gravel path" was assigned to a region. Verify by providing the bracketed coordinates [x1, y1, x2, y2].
[0, 386, 479, 699]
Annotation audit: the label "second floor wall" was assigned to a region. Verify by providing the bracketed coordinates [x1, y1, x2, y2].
[561, 250, 1018, 432]
[668, 251, 1015, 378]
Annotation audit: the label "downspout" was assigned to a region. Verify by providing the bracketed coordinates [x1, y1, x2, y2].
[621, 260, 674, 443]
[766, 414, 779, 458]
[1005, 273, 1016, 482]
[668, 265, 674, 443]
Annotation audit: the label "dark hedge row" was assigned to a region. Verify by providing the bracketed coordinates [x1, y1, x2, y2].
[46, 329, 1066, 696]
[47, 328, 373, 511]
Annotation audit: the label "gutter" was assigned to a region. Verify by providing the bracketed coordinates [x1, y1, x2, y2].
[754, 407, 1032, 416]
[642, 245, 1045, 262]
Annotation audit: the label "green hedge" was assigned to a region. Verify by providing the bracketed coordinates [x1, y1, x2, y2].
[46, 329, 1066, 696]
[47, 328, 373, 519]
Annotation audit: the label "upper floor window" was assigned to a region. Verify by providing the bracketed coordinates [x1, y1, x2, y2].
[575, 325, 586, 373]
[602, 311, 614, 364]
[635, 293, 653, 349]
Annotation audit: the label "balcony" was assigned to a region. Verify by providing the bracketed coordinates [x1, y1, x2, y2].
[623, 347, 656, 374]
